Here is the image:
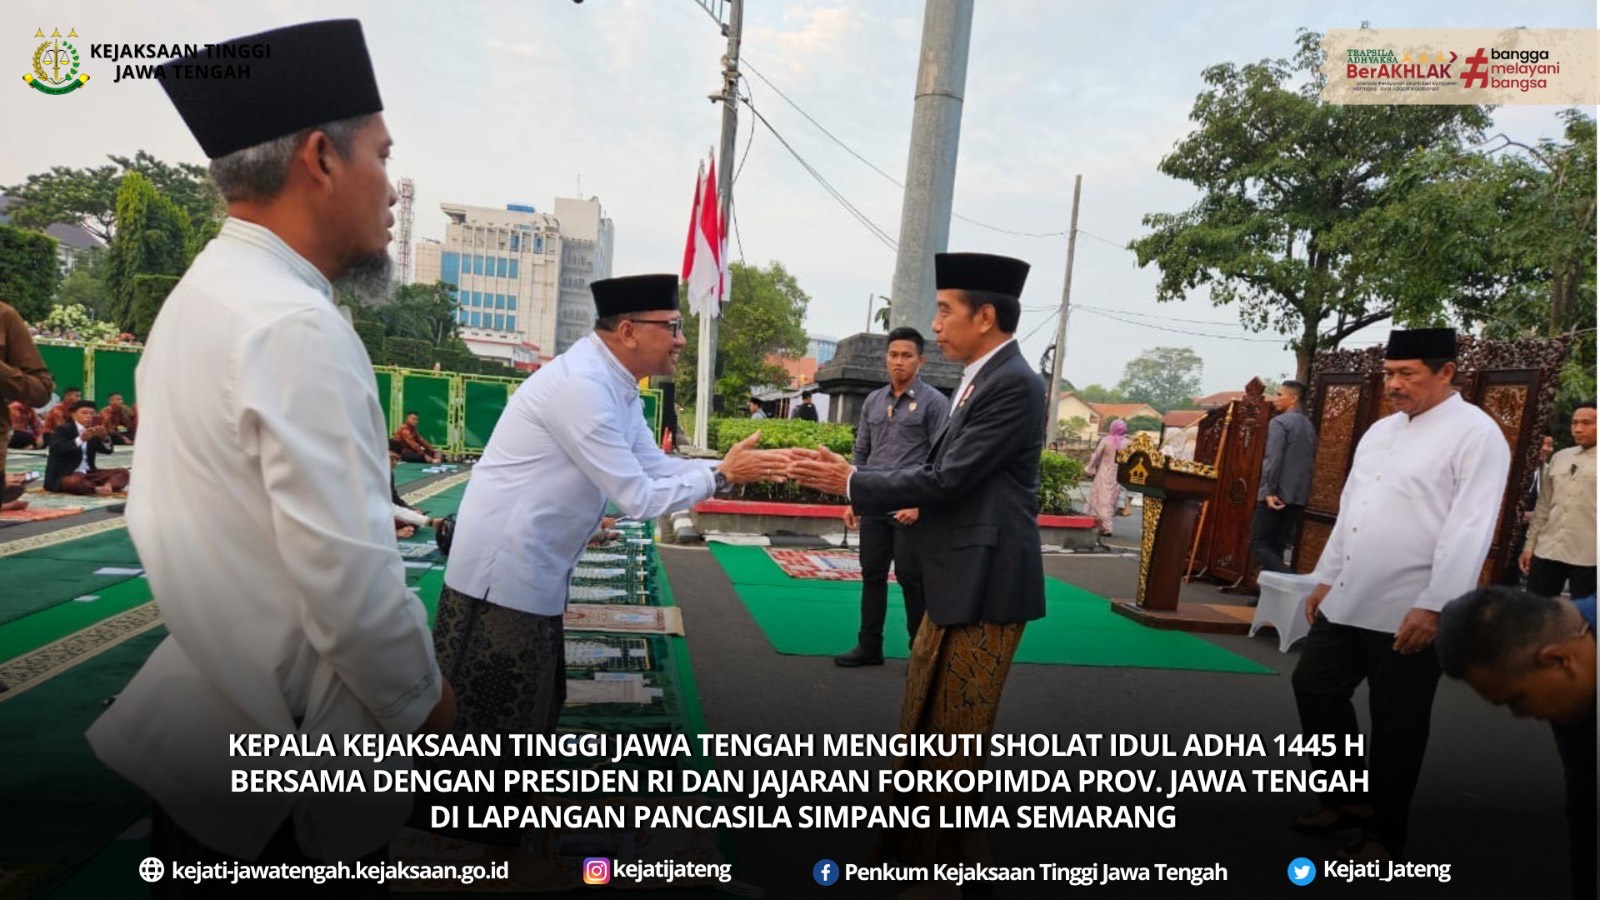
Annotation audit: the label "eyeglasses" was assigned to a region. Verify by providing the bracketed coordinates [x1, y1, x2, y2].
[629, 318, 683, 338]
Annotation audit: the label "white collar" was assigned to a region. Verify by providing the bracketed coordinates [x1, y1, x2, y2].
[217, 217, 334, 301]
[588, 333, 642, 395]
[962, 338, 1015, 383]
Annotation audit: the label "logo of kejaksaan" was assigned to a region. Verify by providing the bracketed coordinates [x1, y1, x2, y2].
[25, 27, 89, 95]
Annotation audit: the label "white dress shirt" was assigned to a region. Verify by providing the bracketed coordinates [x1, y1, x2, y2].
[953, 337, 1017, 409]
[444, 333, 719, 615]
[73, 420, 94, 473]
[86, 218, 442, 861]
[1311, 392, 1511, 633]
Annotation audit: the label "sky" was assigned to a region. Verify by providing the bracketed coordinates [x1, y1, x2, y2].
[2, 0, 1593, 393]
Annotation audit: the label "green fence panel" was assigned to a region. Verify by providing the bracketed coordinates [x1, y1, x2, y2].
[92, 347, 141, 406]
[461, 379, 513, 451]
[372, 369, 395, 435]
[398, 372, 452, 447]
[37, 344, 87, 401]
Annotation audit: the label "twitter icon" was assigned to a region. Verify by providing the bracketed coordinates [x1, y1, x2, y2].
[1287, 858, 1316, 886]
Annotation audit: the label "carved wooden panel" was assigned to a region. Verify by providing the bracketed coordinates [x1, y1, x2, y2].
[1294, 336, 1566, 589]
[1307, 381, 1364, 514]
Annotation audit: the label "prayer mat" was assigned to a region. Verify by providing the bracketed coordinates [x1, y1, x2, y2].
[708, 542, 1273, 674]
[765, 546, 897, 582]
[1, 504, 85, 523]
[19, 488, 126, 511]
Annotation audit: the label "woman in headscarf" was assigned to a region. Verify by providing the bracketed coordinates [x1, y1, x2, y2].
[1084, 419, 1127, 537]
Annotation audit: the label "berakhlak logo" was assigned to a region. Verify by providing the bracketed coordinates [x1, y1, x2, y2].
[812, 859, 840, 886]
[1460, 47, 1491, 88]
[582, 857, 610, 885]
[138, 857, 164, 883]
[24, 27, 89, 95]
[1287, 857, 1316, 887]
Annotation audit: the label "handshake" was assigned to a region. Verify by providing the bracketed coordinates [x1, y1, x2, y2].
[714, 433, 856, 496]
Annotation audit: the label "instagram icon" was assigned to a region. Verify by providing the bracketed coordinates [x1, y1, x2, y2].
[583, 857, 611, 885]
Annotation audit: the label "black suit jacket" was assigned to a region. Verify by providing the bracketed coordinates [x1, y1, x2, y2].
[44, 421, 113, 491]
[850, 341, 1047, 625]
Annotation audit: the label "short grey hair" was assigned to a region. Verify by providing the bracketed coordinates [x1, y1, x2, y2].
[207, 114, 372, 203]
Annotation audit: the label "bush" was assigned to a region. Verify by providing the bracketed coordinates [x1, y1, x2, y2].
[381, 336, 432, 370]
[709, 417, 855, 455]
[130, 274, 179, 339]
[353, 321, 385, 362]
[1038, 451, 1086, 516]
[0, 225, 62, 323]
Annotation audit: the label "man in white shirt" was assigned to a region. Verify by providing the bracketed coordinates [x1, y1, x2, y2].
[84, 20, 454, 892]
[1291, 328, 1510, 862]
[433, 274, 786, 845]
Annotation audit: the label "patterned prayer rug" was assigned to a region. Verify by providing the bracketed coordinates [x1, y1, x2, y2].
[765, 547, 896, 582]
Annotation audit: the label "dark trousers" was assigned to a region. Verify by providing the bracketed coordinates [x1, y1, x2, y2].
[1527, 556, 1598, 600]
[7, 429, 34, 449]
[1291, 614, 1442, 853]
[1249, 501, 1302, 573]
[150, 806, 388, 898]
[857, 515, 926, 650]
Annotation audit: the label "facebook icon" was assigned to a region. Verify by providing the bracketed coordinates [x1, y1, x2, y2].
[813, 859, 840, 886]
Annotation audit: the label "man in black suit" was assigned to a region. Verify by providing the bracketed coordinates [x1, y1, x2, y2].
[1250, 379, 1317, 575]
[791, 252, 1046, 884]
[45, 401, 130, 495]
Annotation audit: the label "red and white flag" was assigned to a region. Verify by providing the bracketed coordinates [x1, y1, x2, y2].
[681, 154, 728, 318]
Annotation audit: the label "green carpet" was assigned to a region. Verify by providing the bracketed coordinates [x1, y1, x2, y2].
[708, 543, 1273, 675]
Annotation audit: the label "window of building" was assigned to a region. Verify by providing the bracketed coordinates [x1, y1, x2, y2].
[497, 257, 508, 279]
[469, 311, 480, 328]
[440, 252, 460, 285]
[509, 260, 519, 280]
[507, 315, 517, 332]
[494, 314, 505, 331]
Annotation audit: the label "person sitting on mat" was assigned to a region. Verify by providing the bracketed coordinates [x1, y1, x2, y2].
[44, 400, 131, 496]
[390, 410, 442, 464]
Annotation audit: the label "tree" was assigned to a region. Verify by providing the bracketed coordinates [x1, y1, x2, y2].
[55, 248, 110, 319]
[873, 300, 892, 331]
[346, 280, 462, 348]
[677, 261, 810, 410]
[1130, 29, 1494, 381]
[1061, 415, 1090, 437]
[0, 225, 61, 323]
[1077, 383, 1129, 404]
[4, 151, 220, 243]
[1126, 414, 1164, 435]
[1116, 346, 1203, 413]
[104, 172, 192, 330]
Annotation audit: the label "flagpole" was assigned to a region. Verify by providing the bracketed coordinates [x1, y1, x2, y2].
[695, 0, 743, 450]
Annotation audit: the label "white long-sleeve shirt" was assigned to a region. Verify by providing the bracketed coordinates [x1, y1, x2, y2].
[1311, 392, 1511, 633]
[444, 334, 718, 615]
[86, 218, 442, 861]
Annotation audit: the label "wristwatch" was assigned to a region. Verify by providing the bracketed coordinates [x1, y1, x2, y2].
[713, 470, 730, 493]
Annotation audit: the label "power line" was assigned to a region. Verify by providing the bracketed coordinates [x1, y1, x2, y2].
[1076, 306, 1288, 343]
[742, 57, 1068, 240]
[1019, 307, 1061, 344]
[1074, 303, 1258, 330]
[1074, 228, 1132, 251]
[740, 97, 898, 252]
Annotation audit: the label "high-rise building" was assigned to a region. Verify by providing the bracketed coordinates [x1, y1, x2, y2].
[436, 203, 563, 367]
[552, 197, 615, 354]
[412, 239, 442, 287]
[807, 335, 839, 365]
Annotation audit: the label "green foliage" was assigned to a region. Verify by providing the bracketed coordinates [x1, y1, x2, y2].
[708, 417, 855, 456]
[381, 337, 432, 370]
[1077, 383, 1129, 404]
[353, 320, 386, 362]
[105, 172, 191, 331]
[1061, 415, 1090, 436]
[1116, 346, 1203, 413]
[677, 261, 810, 408]
[38, 304, 120, 343]
[346, 280, 461, 348]
[1130, 29, 1495, 380]
[54, 248, 110, 318]
[3, 150, 220, 244]
[1038, 452, 1087, 516]
[0, 225, 62, 322]
[129, 275, 179, 338]
[1126, 414, 1163, 434]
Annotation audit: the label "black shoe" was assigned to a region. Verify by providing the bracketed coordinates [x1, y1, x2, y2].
[833, 644, 885, 667]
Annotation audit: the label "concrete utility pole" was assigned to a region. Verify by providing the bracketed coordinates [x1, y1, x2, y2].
[1044, 175, 1082, 446]
[887, 0, 974, 333]
[694, 0, 743, 449]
